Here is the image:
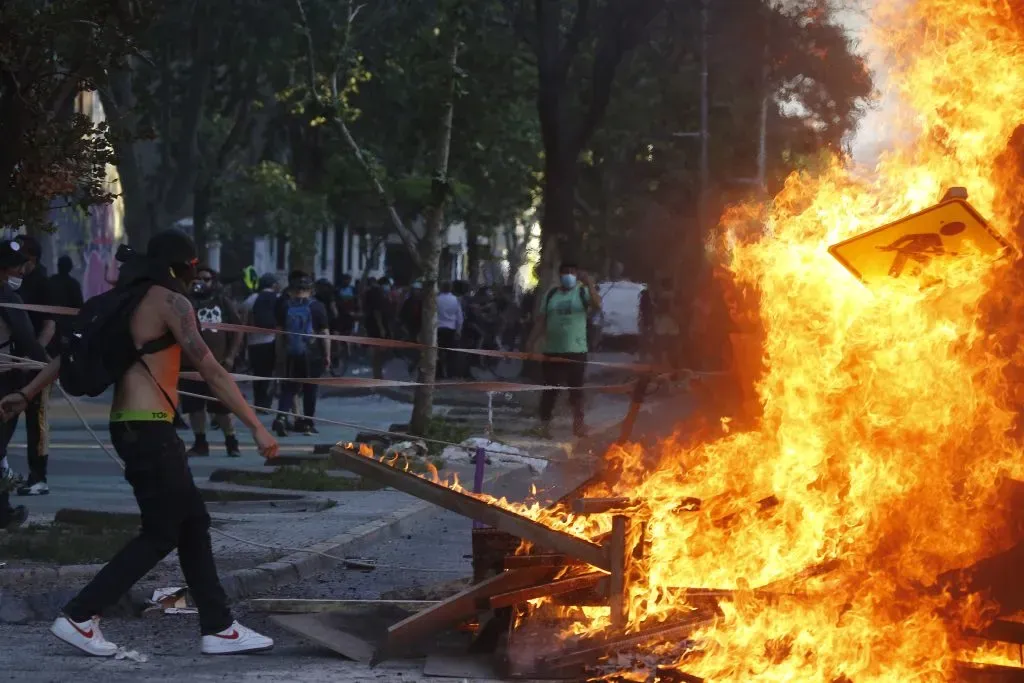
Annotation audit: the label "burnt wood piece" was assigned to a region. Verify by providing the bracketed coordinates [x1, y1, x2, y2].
[609, 514, 630, 630]
[572, 497, 636, 515]
[331, 446, 611, 571]
[488, 572, 605, 609]
[968, 619, 1024, 646]
[617, 372, 652, 444]
[376, 566, 553, 664]
[540, 614, 716, 671]
[955, 662, 1024, 682]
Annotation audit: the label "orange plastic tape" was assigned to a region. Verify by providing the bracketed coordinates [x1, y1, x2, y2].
[0, 301, 663, 373]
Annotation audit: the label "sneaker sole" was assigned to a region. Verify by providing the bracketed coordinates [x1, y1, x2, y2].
[201, 643, 274, 656]
[16, 490, 48, 496]
[51, 627, 117, 657]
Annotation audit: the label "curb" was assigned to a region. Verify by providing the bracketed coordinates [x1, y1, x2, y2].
[0, 463, 533, 623]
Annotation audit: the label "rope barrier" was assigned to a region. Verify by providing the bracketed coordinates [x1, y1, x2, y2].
[0, 352, 495, 574]
[0, 300, 669, 373]
[0, 352, 579, 463]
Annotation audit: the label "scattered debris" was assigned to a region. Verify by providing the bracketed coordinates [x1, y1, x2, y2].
[384, 440, 429, 460]
[114, 647, 149, 663]
[144, 587, 196, 616]
[440, 437, 548, 473]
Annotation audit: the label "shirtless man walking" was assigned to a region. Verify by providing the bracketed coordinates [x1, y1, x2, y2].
[0, 229, 279, 656]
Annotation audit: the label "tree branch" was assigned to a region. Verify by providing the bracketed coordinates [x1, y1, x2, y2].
[292, 0, 422, 269]
[162, 2, 215, 215]
[570, 0, 666, 155]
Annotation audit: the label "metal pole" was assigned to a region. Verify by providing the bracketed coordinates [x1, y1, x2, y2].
[756, 1, 770, 194]
[698, 0, 710, 234]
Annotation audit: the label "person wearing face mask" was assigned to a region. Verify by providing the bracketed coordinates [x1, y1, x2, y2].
[179, 267, 243, 457]
[0, 229, 278, 657]
[0, 240, 49, 529]
[527, 258, 602, 439]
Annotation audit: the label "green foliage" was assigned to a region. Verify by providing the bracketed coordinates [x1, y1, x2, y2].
[214, 161, 328, 259]
[572, 0, 873, 275]
[0, 0, 151, 231]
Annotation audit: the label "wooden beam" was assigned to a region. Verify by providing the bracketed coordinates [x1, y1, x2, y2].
[503, 554, 580, 569]
[377, 566, 553, 663]
[248, 599, 438, 614]
[331, 446, 611, 571]
[608, 515, 630, 630]
[488, 573, 605, 609]
[572, 497, 635, 515]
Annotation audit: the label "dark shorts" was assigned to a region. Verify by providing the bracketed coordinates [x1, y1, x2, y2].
[179, 379, 229, 415]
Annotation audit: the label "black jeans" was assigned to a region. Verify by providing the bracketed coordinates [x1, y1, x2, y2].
[278, 353, 323, 418]
[437, 327, 458, 379]
[64, 422, 232, 634]
[248, 342, 276, 412]
[539, 352, 587, 427]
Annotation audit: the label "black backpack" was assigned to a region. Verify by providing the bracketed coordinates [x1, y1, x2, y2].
[251, 290, 278, 330]
[59, 281, 176, 400]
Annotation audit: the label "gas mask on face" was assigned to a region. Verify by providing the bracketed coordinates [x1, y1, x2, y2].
[7, 276, 22, 291]
[190, 280, 211, 298]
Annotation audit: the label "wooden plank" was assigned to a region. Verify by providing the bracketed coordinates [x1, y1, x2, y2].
[956, 662, 1024, 683]
[249, 599, 438, 614]
[969, 619, 1024, 646]
[378, 566, 554, 663]
[270, 613, 376, 663]
[331, 446, 611, 571]
[488, 573, 604, 609]
[608, 515, 629, 630]
[503, 554, 579, 569]
[571, 497, 635, 515]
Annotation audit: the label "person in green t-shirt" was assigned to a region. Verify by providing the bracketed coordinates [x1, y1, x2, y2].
[528, 258, 602, 438]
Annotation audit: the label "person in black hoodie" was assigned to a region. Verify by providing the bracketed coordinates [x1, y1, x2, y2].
[0, 240, 49, 528]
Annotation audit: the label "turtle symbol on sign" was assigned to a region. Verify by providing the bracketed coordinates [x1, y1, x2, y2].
[876, 221, 967, 278]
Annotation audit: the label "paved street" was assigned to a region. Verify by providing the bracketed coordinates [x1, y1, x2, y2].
[0, 354, 663, 682]
[3, 390, 419, 521]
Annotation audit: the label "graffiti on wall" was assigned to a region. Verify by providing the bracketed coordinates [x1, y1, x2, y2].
[49, 195, 124, 301]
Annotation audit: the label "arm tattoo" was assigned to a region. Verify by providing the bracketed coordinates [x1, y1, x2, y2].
[167, 292, 211, 364]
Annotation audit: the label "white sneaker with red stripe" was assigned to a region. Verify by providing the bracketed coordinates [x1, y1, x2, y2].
[201, 621, 274, 655]
[51, 615, 118, 657]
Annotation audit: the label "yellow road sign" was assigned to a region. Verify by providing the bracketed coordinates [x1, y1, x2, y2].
[828, 199, 1013, 284]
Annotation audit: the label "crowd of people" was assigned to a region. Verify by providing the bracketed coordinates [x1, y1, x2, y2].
[0, 246, 610, 506]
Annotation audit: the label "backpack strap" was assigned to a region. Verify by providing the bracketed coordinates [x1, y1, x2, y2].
[544, 286, 589, 313]
[138, 331, 176, 356]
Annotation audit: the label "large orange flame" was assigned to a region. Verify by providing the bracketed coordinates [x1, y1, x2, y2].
[355, 3, 1024, 677]
[525, 0, 1024, 680]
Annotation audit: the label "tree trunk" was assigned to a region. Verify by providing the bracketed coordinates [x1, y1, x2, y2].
[192, 180, 212, 264]
[541, 150, 578, 248]
[410, 37, 459, 436]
